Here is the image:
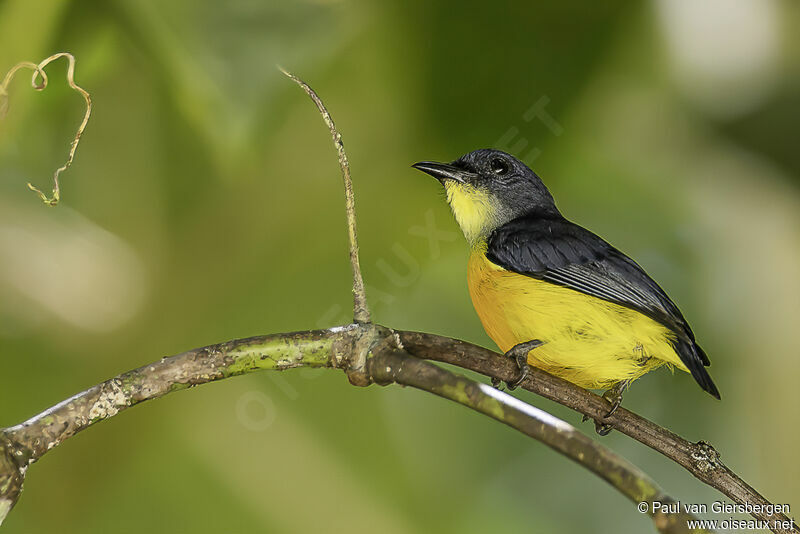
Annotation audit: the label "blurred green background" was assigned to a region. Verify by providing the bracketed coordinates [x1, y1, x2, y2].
[1, 0, 799, 532]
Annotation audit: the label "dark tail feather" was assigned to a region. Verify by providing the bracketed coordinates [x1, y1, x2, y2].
[696, 343, 711, 367]
[674, 338, 720, 400]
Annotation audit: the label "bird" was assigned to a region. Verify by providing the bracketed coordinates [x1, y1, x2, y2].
[413, 149, 719, 432]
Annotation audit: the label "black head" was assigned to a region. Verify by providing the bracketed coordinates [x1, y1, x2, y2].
[413, 149, 560, 242]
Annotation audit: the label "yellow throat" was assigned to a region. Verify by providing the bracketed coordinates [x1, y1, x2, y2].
[444, 181, 501, 245]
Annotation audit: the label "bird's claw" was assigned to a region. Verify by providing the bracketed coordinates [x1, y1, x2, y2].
[581, 415, 613, 436]
[506, 364, 529, 390]
[583, 380, 630, 436]
[601, 379, 629, 418]
[493, 339, 543, 391]
[595, 421, 615, 436]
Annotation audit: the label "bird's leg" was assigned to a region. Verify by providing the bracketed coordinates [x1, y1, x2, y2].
[493, 339, 543, 391]
[585, 379, 630, 436]
[602, 379, 629, 418]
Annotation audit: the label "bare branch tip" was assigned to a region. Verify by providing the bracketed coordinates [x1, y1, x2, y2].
[276, 64, 291, 78]
[282, 66, 370, 323]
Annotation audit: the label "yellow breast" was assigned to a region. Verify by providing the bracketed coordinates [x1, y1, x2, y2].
[467, 246, 688, 389]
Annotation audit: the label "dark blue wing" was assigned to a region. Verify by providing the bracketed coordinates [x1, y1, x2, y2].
[486, 216, 719, 398]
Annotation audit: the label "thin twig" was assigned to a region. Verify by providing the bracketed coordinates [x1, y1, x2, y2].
[0, 62, 41, 118]
[279, 67, 370, 324]
[398, 330, 797, 533]
[370, 350, 710, 534]
[0, 52, 92, 206]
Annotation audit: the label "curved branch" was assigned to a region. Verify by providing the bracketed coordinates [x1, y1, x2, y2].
[4, 328, 354, 464]
[0, 326, 363, 523]
[1, 324, 709, 532]
[398, 330, 796, 533]
[369, 350, 709, 534]
[2, 324, 794, 532]
[280, 68, 370, 324]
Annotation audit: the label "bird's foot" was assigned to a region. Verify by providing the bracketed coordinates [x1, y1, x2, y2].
[594, 421, 614, 436]
[582, 380, 630, 436]
[492, 339, 543, 391]
[602, 379, 629, 418]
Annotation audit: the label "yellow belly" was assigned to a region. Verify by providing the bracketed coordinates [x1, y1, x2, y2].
[467, 248, 688, 389]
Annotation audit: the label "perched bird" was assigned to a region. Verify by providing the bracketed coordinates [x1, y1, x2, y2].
[413, 149, 719, 431]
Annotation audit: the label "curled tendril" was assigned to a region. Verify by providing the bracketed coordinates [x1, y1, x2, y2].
[0, 52, 92, 206]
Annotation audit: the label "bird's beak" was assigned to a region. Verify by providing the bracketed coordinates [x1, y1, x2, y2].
[412, 161, 474, 184]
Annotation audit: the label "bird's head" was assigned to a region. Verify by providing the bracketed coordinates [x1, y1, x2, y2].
[413, 149, 559, 245]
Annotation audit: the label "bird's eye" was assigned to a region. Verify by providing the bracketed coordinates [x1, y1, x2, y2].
[490, 158, 509, 176]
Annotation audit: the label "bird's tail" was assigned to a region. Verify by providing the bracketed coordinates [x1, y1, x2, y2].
[674, 338, 720, 400]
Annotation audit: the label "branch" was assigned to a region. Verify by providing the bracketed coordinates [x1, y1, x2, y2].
[0, 52, 92, 206]
[0, 326, 367, 523]
[398, 331, 797, 533]
[0, 324, 709, 533]
[3, 328, 354, 466]
[369, 350, 709, 534]
[280, 67, 370, 324]
[2, 325, 794, 532]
